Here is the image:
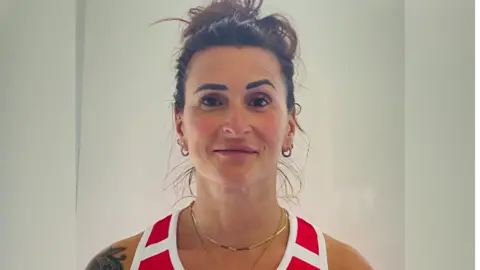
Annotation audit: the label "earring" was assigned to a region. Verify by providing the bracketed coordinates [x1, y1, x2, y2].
[282, 145, 293, 158]
[177, 138, 189, 157]
[181, 148, 189, 157]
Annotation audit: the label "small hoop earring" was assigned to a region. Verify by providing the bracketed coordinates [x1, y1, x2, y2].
[177, 138, 189, 156]
[282, 148, 292, 158]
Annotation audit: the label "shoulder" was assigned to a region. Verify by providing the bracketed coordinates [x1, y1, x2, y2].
[292, 215, 373, 269]
[323, 233, 374, 270]
[85, 232, 143, 270]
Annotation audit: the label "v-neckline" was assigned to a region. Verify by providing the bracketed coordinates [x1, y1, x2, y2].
[168, 208, 298, 270]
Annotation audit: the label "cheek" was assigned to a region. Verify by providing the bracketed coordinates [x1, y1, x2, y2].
[184, 113, 218, 141]
[256, 111, 287, 147]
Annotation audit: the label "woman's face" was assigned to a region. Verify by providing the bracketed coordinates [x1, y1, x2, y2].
[175, 46, 296, 188]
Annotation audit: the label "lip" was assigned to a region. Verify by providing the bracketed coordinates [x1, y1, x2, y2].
[213, 147, 258, 154]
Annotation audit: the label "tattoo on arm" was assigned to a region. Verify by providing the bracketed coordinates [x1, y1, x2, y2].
[85, 246, 127, 270]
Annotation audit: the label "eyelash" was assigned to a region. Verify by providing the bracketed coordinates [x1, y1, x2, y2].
[248, 94, 271, 107]
[200, 94, 224, 107]
[199, 93, 272, 108]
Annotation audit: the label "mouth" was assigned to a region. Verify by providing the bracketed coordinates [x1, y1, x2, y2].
[213, 148, 258, 155]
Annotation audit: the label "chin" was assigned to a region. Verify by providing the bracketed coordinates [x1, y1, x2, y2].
[213, 167, 257, 186]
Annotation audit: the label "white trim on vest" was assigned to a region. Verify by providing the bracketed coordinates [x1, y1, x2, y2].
[291, 243, 322, 268]
[317, 230, 329, 270]
[276, 210, 298, 269]
[130, 224, 153, 270]
[130, 209, 329, 270]
[169, 211, 185, 269]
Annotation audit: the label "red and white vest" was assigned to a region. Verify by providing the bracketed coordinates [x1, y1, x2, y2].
[131, 209, 329, 269]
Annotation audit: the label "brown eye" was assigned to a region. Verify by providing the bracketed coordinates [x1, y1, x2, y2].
[248, 95, 271, 108]
[201, 95, 223, 107]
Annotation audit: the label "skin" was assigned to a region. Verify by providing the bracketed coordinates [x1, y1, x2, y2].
[176, 46, 295, 250]
[85, 46, 373, 270]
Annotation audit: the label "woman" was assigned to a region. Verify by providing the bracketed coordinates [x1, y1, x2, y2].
[86, 0, 373, 269]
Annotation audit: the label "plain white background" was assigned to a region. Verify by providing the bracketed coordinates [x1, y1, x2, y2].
[0, 0, 473, 269]
[77, 0, 404, 269]
[0, 1, 77, 269]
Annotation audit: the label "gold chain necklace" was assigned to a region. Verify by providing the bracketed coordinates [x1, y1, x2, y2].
[189, 201, 288, 251]
[246, 226, 278, 270]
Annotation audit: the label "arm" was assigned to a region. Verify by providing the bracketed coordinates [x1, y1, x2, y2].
[85, 233, 142, 270]
[85, 245, 128, 270]
[324, 234, 374, 270]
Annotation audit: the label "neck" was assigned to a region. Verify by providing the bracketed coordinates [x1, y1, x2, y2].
[190, 174, 283, 248]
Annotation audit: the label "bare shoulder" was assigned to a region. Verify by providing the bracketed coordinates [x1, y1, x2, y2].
[324, 233, 374, 270]
[85, 232, 143, 270]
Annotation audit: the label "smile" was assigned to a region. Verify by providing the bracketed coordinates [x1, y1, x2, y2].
[213, 148, 258, 155]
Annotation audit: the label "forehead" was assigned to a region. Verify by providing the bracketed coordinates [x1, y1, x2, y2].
[185, 46, 283, 87]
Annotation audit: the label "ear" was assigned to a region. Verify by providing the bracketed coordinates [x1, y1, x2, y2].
[174, 109, 185, 138]
[283, 110, 296, 149]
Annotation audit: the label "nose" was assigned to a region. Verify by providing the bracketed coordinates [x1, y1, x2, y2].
[222, 105, 252, 137]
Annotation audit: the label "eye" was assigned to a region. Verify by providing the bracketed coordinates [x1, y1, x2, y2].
[248, 94, 271, 108]
[200, 95, 223, 107]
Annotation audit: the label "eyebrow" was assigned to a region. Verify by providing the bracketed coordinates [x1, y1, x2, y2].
[246, 79, 276, 90]
[196, 83, 228, 92]
[195, 79, 276, 92]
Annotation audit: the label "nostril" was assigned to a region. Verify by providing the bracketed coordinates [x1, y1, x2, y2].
[222, 126, 234, 134]
[222, 125, 252, 135]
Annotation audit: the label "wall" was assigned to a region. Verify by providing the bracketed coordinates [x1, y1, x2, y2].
[76, 1, 404, 269]
[0, 0, 77, 269]
[405, 0, 475, 268]
[0, 0, 473, 269]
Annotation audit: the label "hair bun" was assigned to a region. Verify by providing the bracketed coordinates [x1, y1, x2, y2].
[183, 0, 263, 39]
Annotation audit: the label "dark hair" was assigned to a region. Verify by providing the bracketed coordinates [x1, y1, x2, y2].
[157, 0, 306, 202]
